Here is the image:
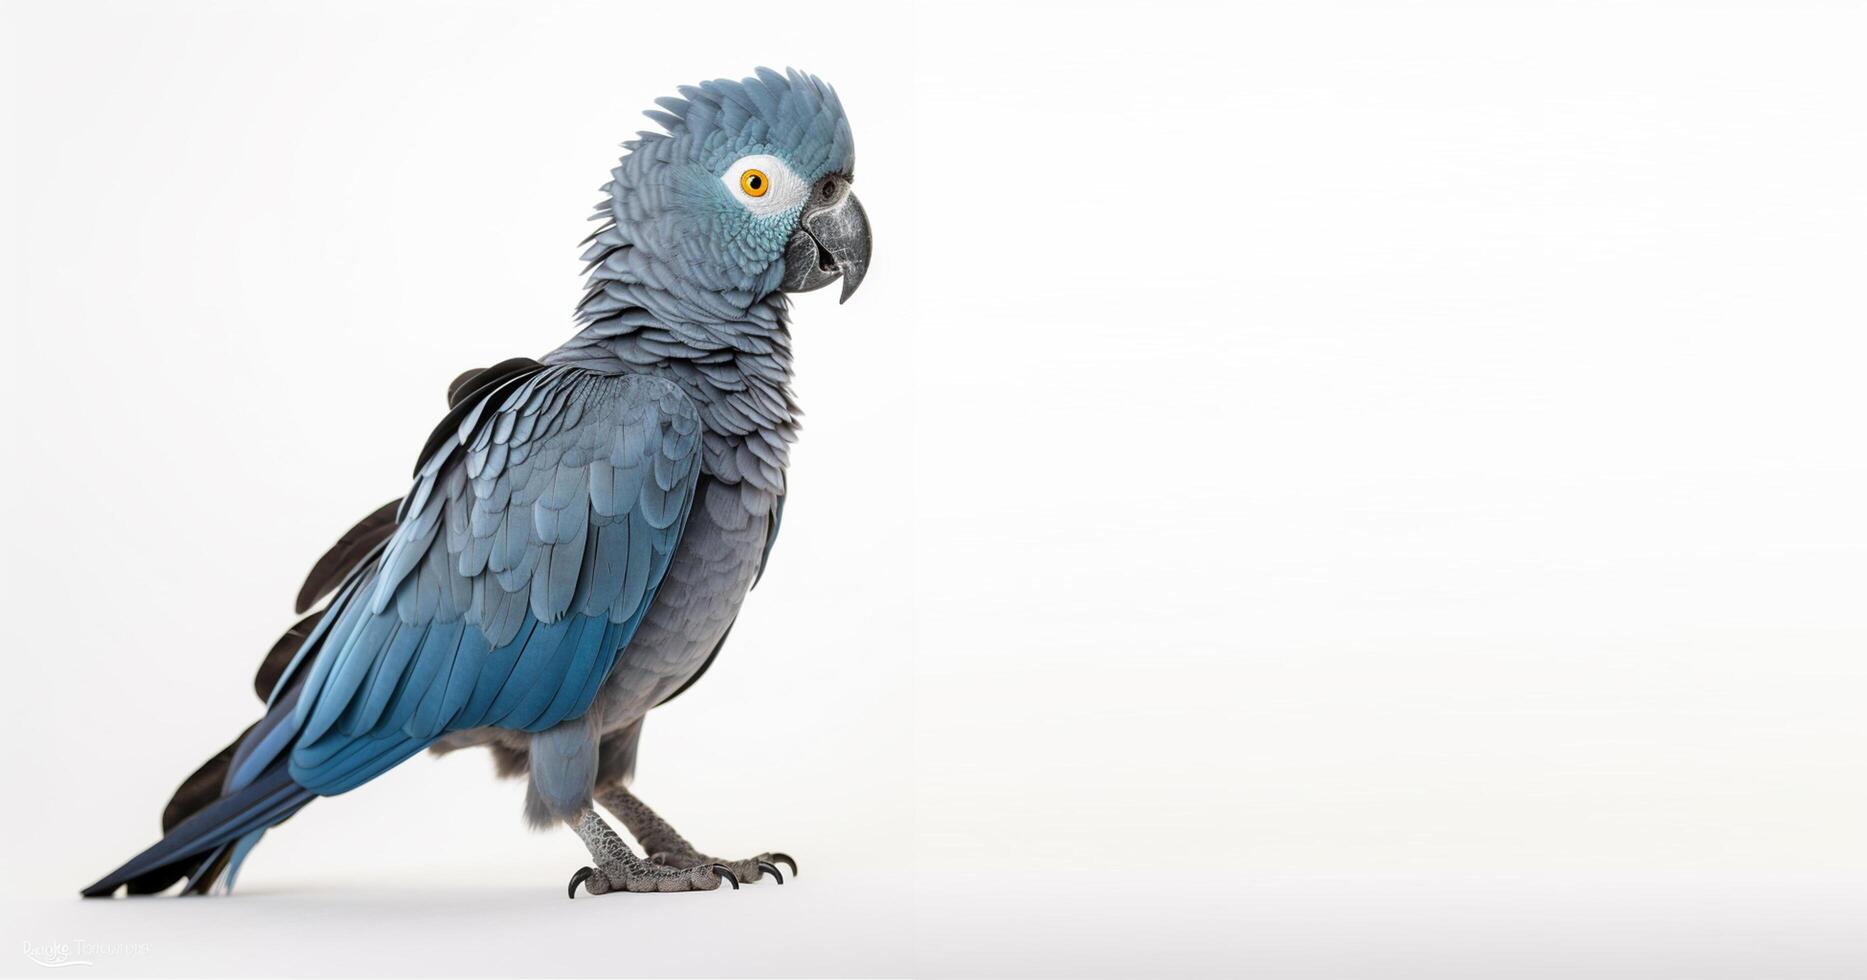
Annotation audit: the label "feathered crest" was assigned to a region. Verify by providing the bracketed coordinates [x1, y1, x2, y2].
[629, 67, 854, 177]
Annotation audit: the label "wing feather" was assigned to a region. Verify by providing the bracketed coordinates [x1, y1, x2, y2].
[281, 370, 702, 795]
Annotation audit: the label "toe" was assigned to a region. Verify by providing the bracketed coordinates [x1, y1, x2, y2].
[766, 852, 798, 878]
[567, 866, 594, 899]
[568, 866, 615, 897]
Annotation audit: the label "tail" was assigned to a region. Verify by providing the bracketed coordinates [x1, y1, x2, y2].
[83, 465, 419, 896]
[81, 756, 314, 897]
[83, 532, 384, 899]
[83, 660, 321, 898]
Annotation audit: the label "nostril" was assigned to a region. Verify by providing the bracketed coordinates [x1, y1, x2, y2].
[818, 178, 838, 203]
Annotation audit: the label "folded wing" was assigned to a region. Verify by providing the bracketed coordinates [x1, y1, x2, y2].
[250, 366, 702, 796]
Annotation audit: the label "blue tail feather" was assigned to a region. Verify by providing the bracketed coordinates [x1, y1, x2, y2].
[80, 761, 311, 898]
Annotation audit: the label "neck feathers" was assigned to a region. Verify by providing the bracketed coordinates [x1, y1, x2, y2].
[544, 217, 799, 493]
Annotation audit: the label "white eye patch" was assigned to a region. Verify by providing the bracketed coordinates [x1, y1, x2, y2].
[720, 154, 808, 217]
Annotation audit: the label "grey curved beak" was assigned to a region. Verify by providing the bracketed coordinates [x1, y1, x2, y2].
[780, 177, 871, 304]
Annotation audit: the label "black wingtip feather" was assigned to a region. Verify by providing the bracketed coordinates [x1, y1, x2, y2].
[254, 613, 322, 701]
[414, 358, 547, 479]
[294, 499, 402, 614]
[161, 725, 258, 833]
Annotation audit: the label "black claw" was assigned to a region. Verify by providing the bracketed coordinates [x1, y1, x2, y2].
[568, 866, 595, 899]
[768, 852, 798, 878]
[757, 860, 784, 884]
[711, 864, 740, 890]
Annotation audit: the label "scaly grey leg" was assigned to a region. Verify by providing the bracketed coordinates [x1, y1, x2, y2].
[596, 784, 794, 885]
[566, 807, 739, 898]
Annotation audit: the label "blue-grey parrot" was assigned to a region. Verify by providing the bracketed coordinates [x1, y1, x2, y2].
[82, 67, 869, 898]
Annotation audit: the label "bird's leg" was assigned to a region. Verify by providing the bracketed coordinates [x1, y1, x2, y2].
[596, 783, 795, 885]
[565, 807, 739, 897]
[596, 784, 701, 865]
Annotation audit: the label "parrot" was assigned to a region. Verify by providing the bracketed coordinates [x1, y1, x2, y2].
[81, 67, 870, 899]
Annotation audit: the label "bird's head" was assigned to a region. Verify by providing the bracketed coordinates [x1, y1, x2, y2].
[597, 67, 869, 310]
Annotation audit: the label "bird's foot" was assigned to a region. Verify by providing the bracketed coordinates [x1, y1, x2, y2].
[591, 787, 795, 887]
[567, 808, 742, 897]
[649, 848, 796, 885]
[567, 855, 739, 897]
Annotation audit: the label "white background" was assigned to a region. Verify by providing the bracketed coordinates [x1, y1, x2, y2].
[4, 1, 1866, 977]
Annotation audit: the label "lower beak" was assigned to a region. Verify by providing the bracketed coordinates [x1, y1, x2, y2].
[780, 183, 871, 303]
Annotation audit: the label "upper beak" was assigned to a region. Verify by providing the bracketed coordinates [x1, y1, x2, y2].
[780, 176, 871, 304]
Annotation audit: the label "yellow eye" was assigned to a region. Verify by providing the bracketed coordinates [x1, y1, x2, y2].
[740, 169, 770, 197]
